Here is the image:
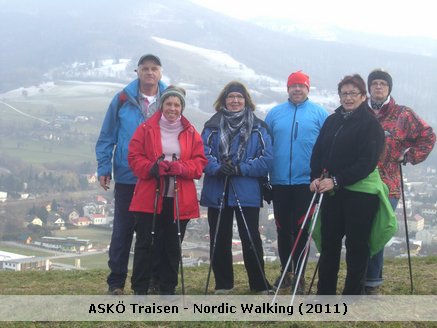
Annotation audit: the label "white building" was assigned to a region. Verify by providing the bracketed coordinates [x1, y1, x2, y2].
[0, 251, 50, 271]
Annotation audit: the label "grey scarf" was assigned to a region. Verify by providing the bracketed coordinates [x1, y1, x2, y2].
[219, 107, 254, 162]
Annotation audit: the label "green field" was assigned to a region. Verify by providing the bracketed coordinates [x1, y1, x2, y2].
[0, 227, 116, 270]
[1, 136, 95, 164]
[0, 81, 119, 165]
[51, 227, 112, 247]
[50, 227, 113, 270]
[0, 243, 54, 257]
[52, 252, 133, 270]
[0, 80, 215, 166]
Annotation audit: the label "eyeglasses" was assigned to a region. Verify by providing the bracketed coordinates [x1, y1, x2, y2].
[340, 91, 361, 99]
[226, 95, 244, 100]
[371, 81, 389, 87]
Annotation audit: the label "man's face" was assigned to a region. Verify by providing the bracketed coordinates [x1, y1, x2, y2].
[136, 60, 162, 87]
[287, 84, 309, 104]
[369, 79, 390, 102]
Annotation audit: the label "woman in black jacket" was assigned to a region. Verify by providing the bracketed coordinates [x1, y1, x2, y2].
[310, 74, 385, 295]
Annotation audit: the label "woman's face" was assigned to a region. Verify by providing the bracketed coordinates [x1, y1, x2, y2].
[161, 96, 182, 123]
[225, 92, 245, 112]
[339, 84, 366, 112]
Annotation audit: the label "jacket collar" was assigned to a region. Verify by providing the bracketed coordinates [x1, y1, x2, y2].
[145, 110, 192, 130]
[335, 101, 372, 120]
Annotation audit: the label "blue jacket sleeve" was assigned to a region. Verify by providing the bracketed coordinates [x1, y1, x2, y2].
[239, 125, 273, 177]
[95, 94, 120, 178]
[201, 127, 221, 176]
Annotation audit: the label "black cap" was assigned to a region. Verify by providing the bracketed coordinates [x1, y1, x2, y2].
[137, 54, 161, 66]
[368, 69, 393, 94]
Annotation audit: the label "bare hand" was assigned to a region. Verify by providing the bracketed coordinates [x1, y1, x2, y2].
[318, 178, 334, 193]
[310, 178, 321, 192]
[99, 176, 111, 191]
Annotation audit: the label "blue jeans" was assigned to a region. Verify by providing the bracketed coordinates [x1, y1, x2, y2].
[365, 197, 399, 287]
[107, 183, 136, 289]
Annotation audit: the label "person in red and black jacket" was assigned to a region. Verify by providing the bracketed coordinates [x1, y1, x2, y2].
[365, 69, 436, 294]
[128, 86, 207, 295]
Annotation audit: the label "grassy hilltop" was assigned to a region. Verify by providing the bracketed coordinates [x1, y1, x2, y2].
[0, 257, 436, 327]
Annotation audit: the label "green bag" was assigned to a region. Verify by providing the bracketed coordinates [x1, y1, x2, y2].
[312, 169, 398, 256]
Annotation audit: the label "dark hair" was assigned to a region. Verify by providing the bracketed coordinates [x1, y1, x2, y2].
[214, 81, 256, 112]
[337, 74, 367, 96]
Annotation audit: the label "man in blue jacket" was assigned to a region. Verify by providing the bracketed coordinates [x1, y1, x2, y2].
[265, 71, 328, 294]
[95, 54, 167, 295]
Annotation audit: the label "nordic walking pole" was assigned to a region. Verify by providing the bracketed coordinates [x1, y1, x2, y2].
[399, 163, 414, 294]
[151, 154, 165, 248]
[307, 258, 319, 295]
[290, 192, 324, 306]
[204, 175, 229, 295]
[229, 178, 271, 294]
[271, 191, 317, 303]
[172, 154, 186, 298]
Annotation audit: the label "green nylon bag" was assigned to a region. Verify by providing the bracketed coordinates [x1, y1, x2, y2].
[311, 169, 398, 257]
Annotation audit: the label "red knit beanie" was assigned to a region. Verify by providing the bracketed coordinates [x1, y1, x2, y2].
[287, 71, 310, 90]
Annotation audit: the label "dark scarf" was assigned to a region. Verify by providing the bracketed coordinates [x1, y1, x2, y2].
[339, 107, 354, 120]
[370, 96, 390, 110]
[219, 107, 254, 162]
[370, 100, 385, 110]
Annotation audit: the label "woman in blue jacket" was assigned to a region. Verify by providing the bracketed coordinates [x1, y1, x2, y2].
[200, 81, 273, 294]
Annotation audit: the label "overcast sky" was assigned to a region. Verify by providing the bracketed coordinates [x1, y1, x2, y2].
[192, 0, 437, 40]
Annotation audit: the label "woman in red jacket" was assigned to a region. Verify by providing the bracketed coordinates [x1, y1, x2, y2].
[128, 86, 207, 295]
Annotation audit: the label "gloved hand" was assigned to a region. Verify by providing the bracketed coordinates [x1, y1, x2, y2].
[149, 155, 166, 179]
[158, 160, 170, 176]
[262, 180, 273, 204]
[219, 163, 241, 176]
[167, 161, 185, 176]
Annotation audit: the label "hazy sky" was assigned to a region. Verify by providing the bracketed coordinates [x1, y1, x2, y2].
[192, 0, 437, 40]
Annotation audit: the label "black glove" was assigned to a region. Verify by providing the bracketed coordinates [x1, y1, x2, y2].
[219, 163, 241, 176]
[262, 180, 273, 204]
[149, 161, 160, 179]
[149, 154, 165, 179]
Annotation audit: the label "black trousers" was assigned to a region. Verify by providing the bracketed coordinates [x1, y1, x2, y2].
[272, 185, 313, 275]
[131, 197, 188, 294]
[317, 189, 378, 295]
[208, 206, 268, 291]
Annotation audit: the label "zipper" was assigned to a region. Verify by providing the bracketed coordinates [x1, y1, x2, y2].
[327, 122, 344, 165]
[289, 106, 298, 184]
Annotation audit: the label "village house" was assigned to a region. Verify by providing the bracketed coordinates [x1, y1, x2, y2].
[90, 213, 110, 225]
[70, 217, 91, 227]
[0, 251, 50, 271]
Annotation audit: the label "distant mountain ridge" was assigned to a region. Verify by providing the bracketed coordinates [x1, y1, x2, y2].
[1, 0, 437, 123]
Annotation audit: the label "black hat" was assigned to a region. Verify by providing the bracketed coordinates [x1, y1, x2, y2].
[368, 69, 393, 94]
[137, 54, 161, 66]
